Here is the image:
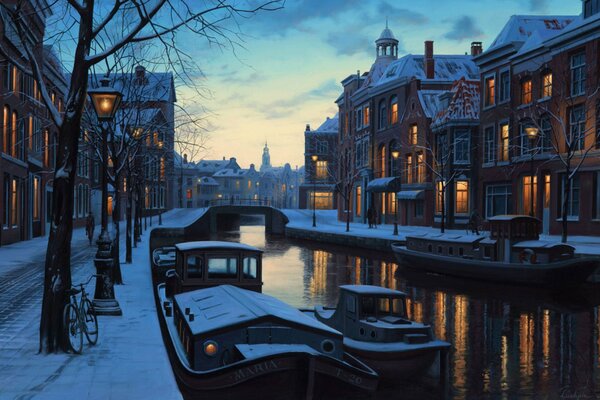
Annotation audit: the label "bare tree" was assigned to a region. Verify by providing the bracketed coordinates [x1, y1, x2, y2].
[328, 148, 360, 232]
[2, 0, 283, 353]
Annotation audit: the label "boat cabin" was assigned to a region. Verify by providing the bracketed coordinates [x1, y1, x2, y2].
[406, 233, 485, 259]
[169, 241, 263, 294]
[486, 215, 541, 263]
[318, 285, 432, 344]
[172, 285, 343, 371]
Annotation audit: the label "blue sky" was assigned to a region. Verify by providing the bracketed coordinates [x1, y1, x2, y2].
[191, 0, 581, 168]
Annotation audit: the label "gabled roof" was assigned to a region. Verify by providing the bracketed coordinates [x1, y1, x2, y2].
[418, 90, 448, 119]
[197, 159, 231, 173]
[486, 15, 575, 53]
[213, 168, 253, 178]
[432, 78, 480, 127]
[198, 176, 219, 186]
[375, 55, 478, 88]
[311, 114, 339, 134]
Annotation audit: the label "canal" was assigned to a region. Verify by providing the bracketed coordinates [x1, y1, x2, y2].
[214, 223, 600, 400]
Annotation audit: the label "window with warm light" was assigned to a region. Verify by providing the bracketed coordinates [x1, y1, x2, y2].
[356, 186, 362, 217]
[485, 75, 495, 107]
[416, 152, 425, 183]
[11, 111, 17, 158]
[410, 124, 418, 145]
[435, 181, 445, 214]
[309, 191, 333, 209]
[521, 79, 532, 105]
[521, 175, 538, 215]
[455, 180, 469, 214]
[11, 177, 18, 227]
[390, 96, 398, 124]
[316, 160, 328, 179]
[380, 145, 386, 177]
[542, 72, 552, 98]
[33, 176, 40, 221]
[499, 123, 509, 161]
[3, 105, 9, 154]
[364, 106, 370, 126]
[406, 155, 413, 183]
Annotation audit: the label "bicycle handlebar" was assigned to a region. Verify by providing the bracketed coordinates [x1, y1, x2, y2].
[74, 274, 107, 289]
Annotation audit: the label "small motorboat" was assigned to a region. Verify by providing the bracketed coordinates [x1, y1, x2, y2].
[392, 215, 599, 286]
[301, 285, 450, 383]
[152, 241, 379, 399]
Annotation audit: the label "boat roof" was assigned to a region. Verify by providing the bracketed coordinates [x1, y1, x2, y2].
[487, 215, 541, 223]
[340, 285, 406, 297]
[407, 233, 485, 244]
[174, 241, 262, 253]
[513, 241, 575, 250]
[174, 285, 339, 336]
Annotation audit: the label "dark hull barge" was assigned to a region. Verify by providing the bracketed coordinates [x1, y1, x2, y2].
[151, 241, 378, 399]
[392, 215, 599, 287]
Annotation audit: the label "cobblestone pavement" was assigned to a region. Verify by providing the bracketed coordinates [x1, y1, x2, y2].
[0, 231, 96, 349]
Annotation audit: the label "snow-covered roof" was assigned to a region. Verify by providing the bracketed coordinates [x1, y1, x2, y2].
[311, 114, 339, 134]
[486, 15, 576, 53]
[198, 176, 219, 186]
[197, 159, 232, 173]
[174, 285, 340, 336]
[213, 168, 250, 178]
[513, 241, 575, 250]
[377, 27, 397, 42]
[366, 177, 401, 193]
[90, 69, 175, 103]
[341, 285, 406, 297]
[418, 90, 448, 119]
[432, 78, 480, 127]
[174, 241, 261, 253]
[375, 55, 478, 87]
[408, 233, 486, 244]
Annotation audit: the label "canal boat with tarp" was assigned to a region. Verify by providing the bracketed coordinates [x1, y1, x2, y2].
[391, 215, 599, 286]
[301, 285, 450, 383]
[151, 241, 379, 399]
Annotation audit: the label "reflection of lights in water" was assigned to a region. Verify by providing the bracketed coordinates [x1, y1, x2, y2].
[542, 310, 550, 366]
[379, 261, 398, 289]
[434, 291, 447, 340]
[354, 257, 361, 284]
[519, 313, 534, 377]
[501, 335, 508, 390]
[309, 250, 329, 298]
[453, 295, 468, 388]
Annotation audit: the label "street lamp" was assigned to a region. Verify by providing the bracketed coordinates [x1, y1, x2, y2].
[525, 126, 539, 217]
[391, 146, 400, 236]
[88, 76, 123, 316]
[311, 154, 318, 228]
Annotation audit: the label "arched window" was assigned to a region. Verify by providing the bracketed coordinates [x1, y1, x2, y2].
[380, 144, 386, 177]
[378, 99, 387, 130]
[388, 140, 399, 176]
[3, 105, 10, 154]
[390, 96, 398, 124]
[11, 111, 17, 157]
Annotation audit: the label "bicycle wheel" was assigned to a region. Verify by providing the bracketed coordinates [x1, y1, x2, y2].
[63, 303, 83, 354]
[81, 299, 99, 345]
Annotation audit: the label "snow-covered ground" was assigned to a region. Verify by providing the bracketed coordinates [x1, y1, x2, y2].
[0, 212, 190, 400]
[282, 209, 600, 256]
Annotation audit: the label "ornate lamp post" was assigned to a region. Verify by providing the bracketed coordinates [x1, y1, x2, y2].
[88, 77, 123, 316]
[311, 154, 318, 228]
[525, 126, 539, 217]
[391, 146, 400, 235]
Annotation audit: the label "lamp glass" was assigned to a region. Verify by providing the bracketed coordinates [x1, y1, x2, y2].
[525, 127, 539, 139]
[391, 150, 400, 159]
[311, 155, 318, 162]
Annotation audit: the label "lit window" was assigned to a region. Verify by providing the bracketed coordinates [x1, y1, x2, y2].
[364, 106, 370, 126]
[521, 175, 538, 215]
[485, 76, 495, 107]
[455, 180, 469, 214]
[390, 96, 398, 124]
[499, 123, 509, 162]
[435, 181, 445, 214]
[410, 125, 417, 145]
[416, 152, 425, 183]
[521, 79, 532, 104]
[406, 155, 413, 183]
[316, 160, 328, 179]
[542, 72, 552, 98]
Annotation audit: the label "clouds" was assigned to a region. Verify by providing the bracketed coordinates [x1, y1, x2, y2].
[444, 16, 484, 41]
[529, 0, 549, 12]
[262, 79, 341, 120]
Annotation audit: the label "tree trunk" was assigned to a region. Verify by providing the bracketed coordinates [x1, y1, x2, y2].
[126, 175, 133, 262]
[345, 192, 350, 232]
[112, 184, 123, 284]
[440, 188, 446, 233]
[561, 171, 571, 243]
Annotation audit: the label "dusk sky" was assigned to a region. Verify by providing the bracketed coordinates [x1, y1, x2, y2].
[167, 0, 579, 168]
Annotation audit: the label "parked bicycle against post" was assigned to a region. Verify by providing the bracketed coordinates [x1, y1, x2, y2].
[63, 274, 101, 354]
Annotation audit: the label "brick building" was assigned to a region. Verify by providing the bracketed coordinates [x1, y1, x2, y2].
[474, 5, 600, 236]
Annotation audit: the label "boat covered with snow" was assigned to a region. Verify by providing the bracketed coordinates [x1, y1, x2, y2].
[301, 285, 450, 382]
[392, 215, 599, 286]
[152, 241, 379, 399]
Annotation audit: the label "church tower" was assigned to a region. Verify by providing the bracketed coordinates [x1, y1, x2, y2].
[260, 142, 271, 172]
[375, 19, 399, 60]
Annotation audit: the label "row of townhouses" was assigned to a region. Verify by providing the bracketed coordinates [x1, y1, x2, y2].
[0, 0, 176, 245]
[304, 1, 600, 237]
[177, 143, 303, 209]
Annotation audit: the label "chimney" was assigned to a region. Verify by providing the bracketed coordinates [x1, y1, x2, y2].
[305, 124, 311, 132]
[135, 65, 145, 79]
[223, 156, 226, 160]
[471, 42, 483, 56]
[424, 41, 434, 79]
[183, 154, 188, 164]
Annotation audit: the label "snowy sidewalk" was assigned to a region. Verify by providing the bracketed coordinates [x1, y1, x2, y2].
[282, 209, 600, 256]
[0, 211, 192, 400]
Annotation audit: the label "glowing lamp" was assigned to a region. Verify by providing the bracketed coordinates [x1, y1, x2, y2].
[88, 77, 123, 121]
[525, 127, 539, 139]
[391, 149, 400, 159]
[311, 155, 318, 162]
[203, 341, 218, 357]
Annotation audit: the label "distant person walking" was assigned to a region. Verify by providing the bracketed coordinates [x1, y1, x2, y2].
[86, 212, 95, 245]
[367, 206, 374, 229]
[372, 206, 378, 229]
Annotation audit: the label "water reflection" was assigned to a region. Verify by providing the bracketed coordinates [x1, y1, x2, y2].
[214, 225, 600, 399]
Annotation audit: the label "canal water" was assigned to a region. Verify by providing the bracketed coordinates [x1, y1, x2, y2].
[214, 223, 600, 400]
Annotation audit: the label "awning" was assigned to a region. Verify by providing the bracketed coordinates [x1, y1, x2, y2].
[366, 177, 401, 193]
[396, 190, 424, 200]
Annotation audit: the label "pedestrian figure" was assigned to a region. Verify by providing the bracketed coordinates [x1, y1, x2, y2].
[373, 207, 378, 229]
[469, 209, 480, 235]
[86, 212, 95, 245]
[367, 206, 374, 228]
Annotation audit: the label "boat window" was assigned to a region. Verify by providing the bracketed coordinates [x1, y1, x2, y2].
[427, 244, 432, 252]
[207, 257, 238, 279]
[361, 297, 376, 316]
[459, 247, 464, 256]
[378, 298, 390, 314]
[187, 255, 203, 278]
[243, 257, 258, 279]
[346, 295, 356, 314]
[391, 298, 406, 317]
[448, 247, 454, 255]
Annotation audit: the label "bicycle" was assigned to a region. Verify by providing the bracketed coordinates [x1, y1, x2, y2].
[63, 274, 101, 354]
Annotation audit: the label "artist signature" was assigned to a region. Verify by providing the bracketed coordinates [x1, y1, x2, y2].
[559, 386, 596, 399]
